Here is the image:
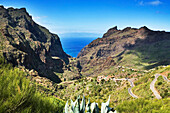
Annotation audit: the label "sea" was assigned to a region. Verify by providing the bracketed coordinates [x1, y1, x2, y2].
[60, 37, 97, 58]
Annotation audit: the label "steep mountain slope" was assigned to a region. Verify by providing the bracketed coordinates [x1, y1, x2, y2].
[0, 6, 70, 83]
[77, 26, 170, 76]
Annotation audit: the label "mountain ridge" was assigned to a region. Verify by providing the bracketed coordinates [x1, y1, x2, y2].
[77, 26, 170, 76]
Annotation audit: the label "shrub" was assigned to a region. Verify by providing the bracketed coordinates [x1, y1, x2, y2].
[157, 82, 162, 85]
[116, 98, 170, 113]
[0, 56, 65, 113]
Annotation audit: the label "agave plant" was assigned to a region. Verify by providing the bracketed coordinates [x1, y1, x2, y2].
[101, 96, 112, 113]
[91, 102, 99, 113]
[86, 98, 91, 113]
[80, 96, 86, 113]
[65, 101, 69, 113]
[64, 95, 115, 113]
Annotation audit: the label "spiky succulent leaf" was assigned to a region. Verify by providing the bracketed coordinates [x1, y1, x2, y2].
[80, 95, 85, 113]
[71, 99, 77, 112]
[95, 103, 99, 113]
[64, 101, 69, 113]
[101, 96, 111, 113]
[86, 98, 91, 113]
[75, 95, 80, 113]
[91, 102, 99, 113]
[101, 102, 106, 113]
[91, 102, 96, 113]
[106, 95, 110, 106]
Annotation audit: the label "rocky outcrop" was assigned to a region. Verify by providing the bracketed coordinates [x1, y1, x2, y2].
[77, 26, 170, 76]
[0, 6, 70, 83]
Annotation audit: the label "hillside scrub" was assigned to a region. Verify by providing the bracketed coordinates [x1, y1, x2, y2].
[132, 65, 170, 99]
[155, 76, 170, 98]
[0, 55, 65, 113]
[116, 98, 170, 113]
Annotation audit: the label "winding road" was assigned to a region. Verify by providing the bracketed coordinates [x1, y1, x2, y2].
[150, 74, 169, 99]
[128, 79, 138, 98]
[113, 78, 138, 98]
[112, 73, 169, 99]
[162, 75, 170, 82]
[150, 74, 162, 99]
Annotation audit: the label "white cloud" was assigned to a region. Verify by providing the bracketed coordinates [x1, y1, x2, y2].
[1, 5, 16, 9]
[32, 16, 47, 20]
[138, 0, 162, 6]
[32, 16, 48, 25]
[4, 6, 12, 8]
[148, 0, 162, 6]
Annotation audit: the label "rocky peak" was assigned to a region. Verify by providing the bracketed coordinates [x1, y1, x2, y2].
[122, 27, 133, 32]
[139, 26, 150, 31]
[103, 26, 119, 38]
[137, 26, 152, 37]
[7, 7, 28, 15]
[0, 5, 4, 8]
[110, 26, 118, 31]
[0, 6, 28, 15]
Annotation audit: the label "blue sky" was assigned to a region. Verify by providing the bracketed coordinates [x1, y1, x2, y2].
[1, 0, 170, 37]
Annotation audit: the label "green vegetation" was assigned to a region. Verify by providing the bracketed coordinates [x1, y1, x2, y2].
[119, 40, 170, 70]
[55, 77, 132, 109]
[0, 32, 5, 50]
[132, 65, 170, 99]
[155, 76, 170, 98]
[132, 74, 154, 98]
[0, 55, 65, 113]
[116, 98, 170, 113]
[0, 41, 169, 113]
[59, 65, 169, 112]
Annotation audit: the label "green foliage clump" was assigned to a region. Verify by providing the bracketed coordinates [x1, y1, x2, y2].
[155, 76, 170, 98]
[116, 98, 170, 113]
[0, 56, 65, 113]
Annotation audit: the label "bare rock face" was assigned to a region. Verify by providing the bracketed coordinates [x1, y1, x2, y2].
[77, 26, 170, 76]
[0, 6, 70, 83]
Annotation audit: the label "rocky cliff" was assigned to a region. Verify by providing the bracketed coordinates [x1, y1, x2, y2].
[0, 6, 70, 83]
[77, 26, 170, 76]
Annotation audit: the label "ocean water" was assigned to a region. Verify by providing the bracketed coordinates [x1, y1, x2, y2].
[60, 37, 97, 58]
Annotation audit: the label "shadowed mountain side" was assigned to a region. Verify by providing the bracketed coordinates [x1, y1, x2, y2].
[124, 28, 170, 69]
[0, 6, 71, 83]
